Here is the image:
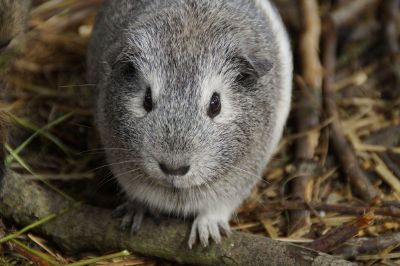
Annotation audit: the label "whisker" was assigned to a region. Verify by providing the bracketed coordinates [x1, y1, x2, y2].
[94, 171, 115, 191]
[78, 147, 132, 155]
[227, 165, 270, 185]
[96, 168, 142, 191]
[69, 122, 93, 129]
[58, 84, 96, 88]
[88, 159, 145, 172]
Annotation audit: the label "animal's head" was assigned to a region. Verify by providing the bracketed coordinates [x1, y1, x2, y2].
[99, 3, 277, 189]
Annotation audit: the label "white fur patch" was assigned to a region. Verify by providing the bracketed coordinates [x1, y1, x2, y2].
[254, 0, 293, 148]
[200, 74, 238, 123]
[146, 70, 162, 100]
[126, 94, 147, 118]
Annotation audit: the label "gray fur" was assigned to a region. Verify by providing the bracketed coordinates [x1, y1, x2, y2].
[87, 0, 292, 247]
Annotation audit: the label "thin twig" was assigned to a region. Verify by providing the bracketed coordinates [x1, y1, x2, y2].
[290, 0, 323, 233]
[332, 0, 381, 27]
[333, 233, 400, 259]
[66, 250, 130, 266]
[10, 239, 59, 266]
[307, 212, 374, 252]
[255, 201, 400, 218]
[381, 0, 400, 98]
[322, 18, 379, 201]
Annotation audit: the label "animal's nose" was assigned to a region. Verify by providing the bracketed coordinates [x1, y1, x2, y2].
[159, 162, 190, 176]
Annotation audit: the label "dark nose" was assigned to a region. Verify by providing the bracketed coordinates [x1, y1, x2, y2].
[159, 163, 190, 176]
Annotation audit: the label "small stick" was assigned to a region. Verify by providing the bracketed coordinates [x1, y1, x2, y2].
[307, 212, 374, 252]
[256, 201, 400, 218]
[290, 0, 323, 233]
[332, 0, 381, 27]
[9, 239, 57, 266]
[322, 19, 379, 201]
[381, 0, 400, 98]
[333, 232, 400, 259]
[66, 250, 130, 266]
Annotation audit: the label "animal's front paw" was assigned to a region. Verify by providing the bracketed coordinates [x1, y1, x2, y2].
[112, 201, 145, 233]
[188, 214, 231, 248]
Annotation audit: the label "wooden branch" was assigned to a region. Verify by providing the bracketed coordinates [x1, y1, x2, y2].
[253, 201, 400, 218]
[307, 212, 374, 252]
[333, 233, 400, 259]
[298, 0, 323, 92]
[289, 161, 319, 232]
[290, 0, 323, 233]
[0, 171, 355, 266]
[331, 0, 381, 27]
[322, 19, 379, 202]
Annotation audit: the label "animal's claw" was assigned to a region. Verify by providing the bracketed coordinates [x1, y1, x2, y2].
[113, 201, 145, 234]
[188, 214, 231, 248]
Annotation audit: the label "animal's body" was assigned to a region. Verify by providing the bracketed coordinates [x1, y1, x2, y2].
[87, 0, 292, 247]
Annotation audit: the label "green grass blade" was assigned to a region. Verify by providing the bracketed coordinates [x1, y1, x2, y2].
[65, 250, 130, 266]
[5, 144, 76, 202]
[0, 201, 79, 244]
[7, 113, 74, 162]
[11, 239, 61, 266]
[0, 214, 56, 244]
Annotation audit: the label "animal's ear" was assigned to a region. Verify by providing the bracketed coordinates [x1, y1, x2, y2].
[245, 56, 273, 78]
[234, 56, 273, 88]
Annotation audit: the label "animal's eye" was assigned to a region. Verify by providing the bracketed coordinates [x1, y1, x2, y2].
[143, 87, 153, 112]
[119, 61, 136, 82]
[208, 93, 221, 118]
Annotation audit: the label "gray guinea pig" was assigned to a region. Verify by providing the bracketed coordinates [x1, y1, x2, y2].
[87, 0, 292, 248]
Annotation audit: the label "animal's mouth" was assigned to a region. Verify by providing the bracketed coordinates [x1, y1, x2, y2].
[142, 155, 212, 189]
[149, 174, 207, 189]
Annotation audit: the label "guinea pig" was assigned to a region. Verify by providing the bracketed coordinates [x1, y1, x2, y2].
[87, 0, 292, 248]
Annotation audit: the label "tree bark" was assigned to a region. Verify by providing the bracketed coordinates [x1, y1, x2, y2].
[0, 171, 355, 266]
